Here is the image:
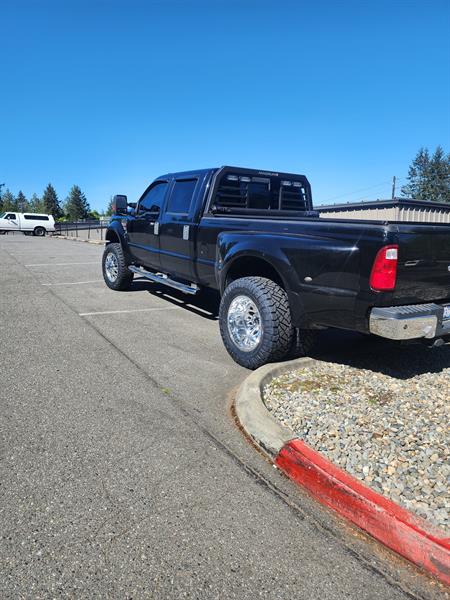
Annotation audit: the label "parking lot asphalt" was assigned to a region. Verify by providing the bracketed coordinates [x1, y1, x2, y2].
[0, 236, 444, 600]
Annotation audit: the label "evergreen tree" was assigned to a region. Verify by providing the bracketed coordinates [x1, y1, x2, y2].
[428, 146, 450, 202]
[401, 146, 450, 202]
[42, 183, 63, 218]
[105, 197, 114, 216]
[1, 189, 17, 211]
[29, 193, 44, 213]
[64, 185, 90, 220]
[16, 191, 29, 212]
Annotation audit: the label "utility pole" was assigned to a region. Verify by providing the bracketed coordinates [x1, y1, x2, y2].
[391, 176, 396, 200]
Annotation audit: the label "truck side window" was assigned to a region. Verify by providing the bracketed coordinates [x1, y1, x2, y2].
[6, 213, 16, 219]
[166, 179, 197, 214]
[139, 182, 168, 216]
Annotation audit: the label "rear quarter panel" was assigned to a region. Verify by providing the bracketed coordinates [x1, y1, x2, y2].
[212, 217, 395, 331]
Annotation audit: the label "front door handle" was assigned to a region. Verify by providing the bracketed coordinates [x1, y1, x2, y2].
[153, 222, 160, 235]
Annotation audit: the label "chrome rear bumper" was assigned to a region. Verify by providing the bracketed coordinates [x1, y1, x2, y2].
[369, 303, 450, 341]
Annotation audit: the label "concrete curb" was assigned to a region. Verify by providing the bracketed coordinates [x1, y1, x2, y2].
[235, 357, 450, 586]
[52, 236, 104, 245]
[235, 357, 315, 456]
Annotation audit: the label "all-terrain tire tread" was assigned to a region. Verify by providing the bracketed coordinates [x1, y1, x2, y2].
[219, 276, 294, 369]
[102, 242, 133, 291]
[287, 328, 318, 359]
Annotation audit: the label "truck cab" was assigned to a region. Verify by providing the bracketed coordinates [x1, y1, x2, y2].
[124, 169, 212, 282]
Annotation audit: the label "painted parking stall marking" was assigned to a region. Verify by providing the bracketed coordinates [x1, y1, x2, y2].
[26, 261, 99, 267]
[42, 280, 104, 286]
[79, 306, 181, 317]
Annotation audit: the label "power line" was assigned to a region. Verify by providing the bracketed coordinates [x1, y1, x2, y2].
[323, 177, 408, 204]
[323, 181, 390, 203]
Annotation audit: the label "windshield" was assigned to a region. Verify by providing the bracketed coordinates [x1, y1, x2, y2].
[0, 213, 5, 218]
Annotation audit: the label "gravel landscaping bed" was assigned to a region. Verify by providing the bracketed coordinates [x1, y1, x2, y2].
[263, 346, 450, 531]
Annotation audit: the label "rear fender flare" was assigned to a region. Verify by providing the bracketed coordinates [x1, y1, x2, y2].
[216, 232, 306, 326]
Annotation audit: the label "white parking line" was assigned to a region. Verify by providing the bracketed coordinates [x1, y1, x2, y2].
[42, 280, 104, 286]
[26, 262, 99, 267]
[79, 306, 180, 317]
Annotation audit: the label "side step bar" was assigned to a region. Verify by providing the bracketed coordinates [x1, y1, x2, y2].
[128, 265, 199, 295]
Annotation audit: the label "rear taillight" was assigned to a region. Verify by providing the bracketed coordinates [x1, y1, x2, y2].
[370, 245, 398, 291]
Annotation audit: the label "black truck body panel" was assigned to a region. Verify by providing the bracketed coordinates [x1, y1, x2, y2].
[106, 166, 450, 337]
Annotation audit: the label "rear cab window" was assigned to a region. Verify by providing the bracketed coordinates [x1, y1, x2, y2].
[166, 179, 197, 215]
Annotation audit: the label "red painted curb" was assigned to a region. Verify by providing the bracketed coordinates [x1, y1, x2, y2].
[275, 439, 450, 586]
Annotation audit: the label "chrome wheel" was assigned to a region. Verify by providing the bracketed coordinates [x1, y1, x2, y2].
[227, 295, 262, 352]
[105, 252, 119, 282]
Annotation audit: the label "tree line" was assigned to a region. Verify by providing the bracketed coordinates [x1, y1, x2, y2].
[401, 146, 450, 202]
[0, 184, 100, 221]
[1, 146, 449, 219]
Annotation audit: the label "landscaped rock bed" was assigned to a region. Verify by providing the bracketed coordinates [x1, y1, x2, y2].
[263, 348, 450, 531]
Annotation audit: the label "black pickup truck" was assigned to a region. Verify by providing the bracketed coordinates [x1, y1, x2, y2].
[102, 166, 450, 368]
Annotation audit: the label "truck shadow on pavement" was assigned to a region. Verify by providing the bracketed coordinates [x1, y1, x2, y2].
[311, 329, 450, 380]
[130, 279, 220, 320]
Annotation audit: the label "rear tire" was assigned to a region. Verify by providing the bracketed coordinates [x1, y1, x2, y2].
[102, 243, 133, 291]
[33, 227, 46, 237]
[219, 276, 293, 369]
[287, 328, 318, 359]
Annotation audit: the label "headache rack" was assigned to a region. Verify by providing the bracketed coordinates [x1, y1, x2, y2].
[209, 166, 315, 217]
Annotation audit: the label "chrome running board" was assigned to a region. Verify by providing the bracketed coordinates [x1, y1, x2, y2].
[129, 265, 199, 295]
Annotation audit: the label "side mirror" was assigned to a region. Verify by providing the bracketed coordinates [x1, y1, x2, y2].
[112, 194, 128, 216]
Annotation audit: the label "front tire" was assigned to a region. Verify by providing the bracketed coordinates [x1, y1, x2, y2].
[102, 243, 133, 291]
[219, 276, 293, 369]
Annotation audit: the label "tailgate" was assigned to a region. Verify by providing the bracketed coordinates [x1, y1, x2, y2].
[393, 225, 450, 303]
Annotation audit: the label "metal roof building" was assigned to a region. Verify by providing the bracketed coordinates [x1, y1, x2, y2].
[317, 198, 450, 223]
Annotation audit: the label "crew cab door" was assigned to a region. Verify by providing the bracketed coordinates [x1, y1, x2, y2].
[127, 180, 169, 270]
[158, 177, 199, 280]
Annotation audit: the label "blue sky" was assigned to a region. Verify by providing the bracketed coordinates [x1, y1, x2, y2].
[1, 0, 449, 212]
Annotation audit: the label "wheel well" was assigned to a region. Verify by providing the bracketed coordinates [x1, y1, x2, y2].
[224, 257, 285, 290]
[105, 229, 120, 244]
